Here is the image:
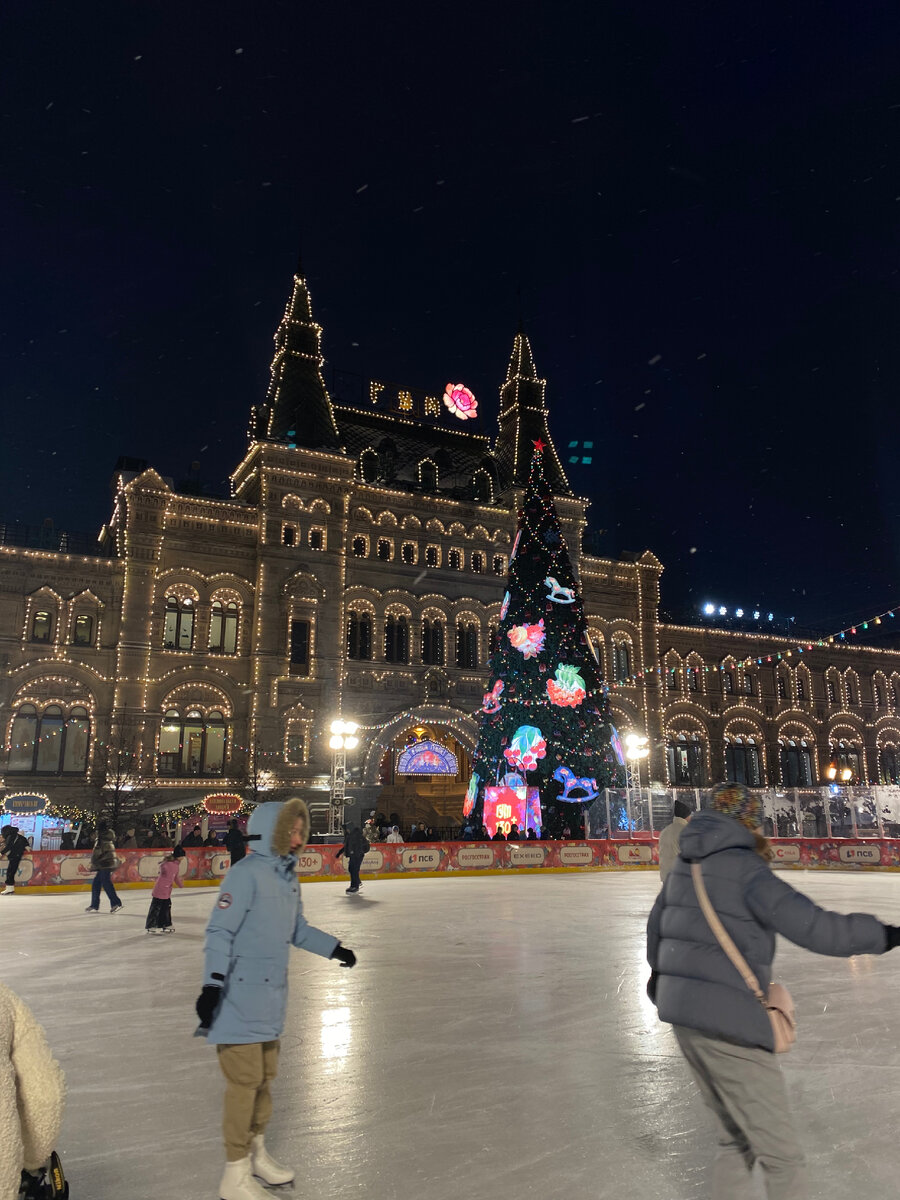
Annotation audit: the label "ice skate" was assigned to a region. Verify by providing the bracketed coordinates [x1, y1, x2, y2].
[218, 1156, 271, 1200]
[345, 886, 358, 893]
[250, 1134, 294, 1187]
[85, 906, 99, 913]
[110, 903, 123, 913]
[1, 886, 14, 895]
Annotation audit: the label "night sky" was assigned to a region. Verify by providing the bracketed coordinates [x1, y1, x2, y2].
[2, 1, 899, 630]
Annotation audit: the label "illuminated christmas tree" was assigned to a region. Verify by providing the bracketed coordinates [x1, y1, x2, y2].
[465, 442, 625, 836]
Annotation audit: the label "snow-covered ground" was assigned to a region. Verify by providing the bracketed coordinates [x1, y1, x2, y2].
[2, 871, 899, 1199]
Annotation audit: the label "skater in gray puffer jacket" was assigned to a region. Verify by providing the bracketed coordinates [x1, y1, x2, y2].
[647, 781, 900, 1200]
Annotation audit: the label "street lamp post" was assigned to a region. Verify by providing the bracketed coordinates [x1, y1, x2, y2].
[624, 732, 650, 833]
[328, 719, 359, 837]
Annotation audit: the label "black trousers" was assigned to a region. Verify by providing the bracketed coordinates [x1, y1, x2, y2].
[145, 896, 172, 929]
[348, 852, 364, 889]
[5, 854, 22, 886]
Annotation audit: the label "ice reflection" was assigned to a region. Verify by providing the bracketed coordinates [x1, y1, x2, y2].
[320, 1006, 352, 1061]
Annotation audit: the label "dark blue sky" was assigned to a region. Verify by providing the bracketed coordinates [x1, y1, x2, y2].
[2, 0, 899, 627]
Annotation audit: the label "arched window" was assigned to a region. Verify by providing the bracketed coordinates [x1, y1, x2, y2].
[352, 535, 368, 558]
[725, 737, 761, 787]
[846, 680, 856, 706]
[360, 449, 379, 483]
[72, 614, 94, 646]
[471, 552, 485, 574]
[422, 618, 445, 666]
[830, 740, 861, 782]
[401, 542, 416, 565]
[347, 609, 373, 660]
[376, 538, 392, 562]
[666, 732, 705, 786]
[456, 621, 479, 669]
[157, 708, 226, 777]
[209, 600, 239, 654]
[742, 672, 754, 696]
[472, 470, 492, 502]
[31, 611, 52, 642]
[689, 667, 701, 692]
[7, 702, 90, 774]
[779, 738, 813, 786]
[722, 669, 734, 694]
[384, 614, 409, 663]
[880, 746, 900, 784]
[163, 595, 194, 651]
[419, 461, 438, 491]
[613, 641, 631, 684]
[448, 548, 462, 570]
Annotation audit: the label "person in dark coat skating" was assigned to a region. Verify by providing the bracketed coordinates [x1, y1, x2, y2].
[1, 825, 29, 895]
[335, 823, 369, 893]
[224, 819, 247, 864]
[647, 781, 900, 1199]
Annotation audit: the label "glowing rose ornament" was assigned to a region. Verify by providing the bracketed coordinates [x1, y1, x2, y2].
[508, 619, 545, 660]
[443, 383, 478, 420]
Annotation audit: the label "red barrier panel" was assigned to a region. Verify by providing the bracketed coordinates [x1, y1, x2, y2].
[3, 838, 899, 891]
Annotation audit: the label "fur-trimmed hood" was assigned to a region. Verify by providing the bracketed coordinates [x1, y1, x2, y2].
[247, 798, 309, 859]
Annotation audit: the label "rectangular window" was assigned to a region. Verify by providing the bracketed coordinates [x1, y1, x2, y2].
[797, 678, 806, 701]
[73, 614, 93, 646]
[401, 542, 416, 565]
[742, 673, 753, 695]
[287, 730, 306, 764]
[425, 545, 440, 568]
[309, 528, 325, 550]
[282, 525, 296, 547]
[377, 538, 392, 562]
[492, 555, 506, 575]
[290, 619, 310, 675]
[723, 672, 734, 693]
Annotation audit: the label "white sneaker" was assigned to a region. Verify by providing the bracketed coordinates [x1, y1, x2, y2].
[218, 1157, 271, 1200]
[1, 886, 14, 895]
[250, 1134, 295, 1185]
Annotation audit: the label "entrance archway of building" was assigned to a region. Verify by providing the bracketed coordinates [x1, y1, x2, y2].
[361, 705, 479, 828]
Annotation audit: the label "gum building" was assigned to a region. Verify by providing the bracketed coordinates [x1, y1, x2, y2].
[3, 266, 900, 830]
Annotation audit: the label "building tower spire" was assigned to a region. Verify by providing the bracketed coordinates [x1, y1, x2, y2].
[494, 328, 570, 494]
[249, 267, 342, 450]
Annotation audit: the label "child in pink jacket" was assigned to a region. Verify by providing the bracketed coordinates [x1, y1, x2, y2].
[145, 845, 186, 934]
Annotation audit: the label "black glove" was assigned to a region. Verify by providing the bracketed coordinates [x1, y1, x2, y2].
[884, 926, 900, 951]
[196, 981, 223, 1027]
[331, 944, 357, 968]
[646, 969, 659, 1003]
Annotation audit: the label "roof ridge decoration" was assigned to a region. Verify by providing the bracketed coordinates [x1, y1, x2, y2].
[494, 327, 571, 496]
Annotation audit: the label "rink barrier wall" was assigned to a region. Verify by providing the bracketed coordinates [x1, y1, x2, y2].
[3, 837, 900, 891]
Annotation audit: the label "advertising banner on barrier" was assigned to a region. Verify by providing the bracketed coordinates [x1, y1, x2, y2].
[4, 837, 900, 890]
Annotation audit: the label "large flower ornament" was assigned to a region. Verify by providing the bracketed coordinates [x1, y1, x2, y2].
[443, 383, 478, 420]
[504, 725, 548, 772]
[508, 619, 545, 659]
[547, 664, 587, 708]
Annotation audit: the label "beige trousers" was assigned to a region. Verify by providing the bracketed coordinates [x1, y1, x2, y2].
[216, 1040, 281, 1161]
[674, 1025, 806, 1199]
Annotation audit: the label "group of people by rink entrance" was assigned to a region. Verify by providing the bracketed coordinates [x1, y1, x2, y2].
[5, 787, 900, 1199]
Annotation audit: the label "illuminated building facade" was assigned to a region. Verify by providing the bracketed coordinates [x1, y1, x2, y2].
[3, 266, 900, 829]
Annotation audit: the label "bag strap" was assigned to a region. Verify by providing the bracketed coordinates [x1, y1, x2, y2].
[690, 862, 766, 1003]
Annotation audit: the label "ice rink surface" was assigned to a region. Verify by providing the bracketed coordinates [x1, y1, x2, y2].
[2, 870, 900, 1200]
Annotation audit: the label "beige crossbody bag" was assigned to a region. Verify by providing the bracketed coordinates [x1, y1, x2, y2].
[690, 862, 797, 1053]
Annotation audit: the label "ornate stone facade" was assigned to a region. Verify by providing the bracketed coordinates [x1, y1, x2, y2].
[3, 267, 900, 828]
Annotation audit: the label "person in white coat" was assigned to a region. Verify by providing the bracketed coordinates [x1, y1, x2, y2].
[658, 799, 692, 882]
[386, 826, 404, 843]
[0, 982, 65, 1200]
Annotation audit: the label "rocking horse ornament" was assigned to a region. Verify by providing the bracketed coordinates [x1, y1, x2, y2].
[553, 765, 599, 804]
[545, 576, 576, 604]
